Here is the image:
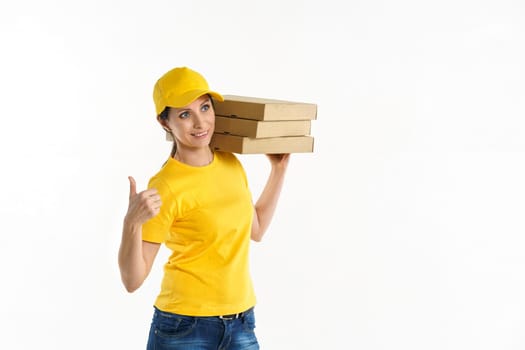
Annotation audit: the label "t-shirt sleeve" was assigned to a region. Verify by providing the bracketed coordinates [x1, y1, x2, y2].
[142, 176, 176, 243]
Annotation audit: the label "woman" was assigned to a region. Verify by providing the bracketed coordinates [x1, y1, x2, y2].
[118, 66, 290, 349]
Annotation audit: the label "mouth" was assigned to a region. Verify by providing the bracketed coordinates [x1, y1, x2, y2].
[192, 130, 209, 138]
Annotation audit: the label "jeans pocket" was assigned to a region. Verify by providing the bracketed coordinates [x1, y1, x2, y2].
[154, 311, 198, 339]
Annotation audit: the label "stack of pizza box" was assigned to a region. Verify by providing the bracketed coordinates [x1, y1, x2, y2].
[209, 95, 317, 154]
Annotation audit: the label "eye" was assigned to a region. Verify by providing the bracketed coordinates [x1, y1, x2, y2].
[179, 111, 190, 119]
[201, 104, 210, 112]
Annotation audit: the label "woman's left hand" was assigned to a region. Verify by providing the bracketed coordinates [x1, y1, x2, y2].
[266, 153, 290, 171]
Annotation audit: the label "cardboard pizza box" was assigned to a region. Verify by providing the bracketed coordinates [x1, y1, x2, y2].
[213, 95, 317, 121]
[210, 134, 314, 154]
[214, 116, 311, 138]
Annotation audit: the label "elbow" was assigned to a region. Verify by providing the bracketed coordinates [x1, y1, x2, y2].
[251, 221, 264, 242]
[124, 283, 139, 293]
[250, 223, 267, 242]
[125, 287, 139, 293]
[118, 258, 147, 293]
[123, 280, 142, 293]
[120, 273, 144, 293]
[251, 232, 264, 242]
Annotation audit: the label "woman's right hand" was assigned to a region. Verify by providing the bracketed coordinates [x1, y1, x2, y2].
[125, 176, 162, 226]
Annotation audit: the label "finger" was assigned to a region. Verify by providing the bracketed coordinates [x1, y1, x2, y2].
[139, 189, 159, 201]
[151, 193, 162, 204]
[142, 188, 159, 196]
[143, 193, 162, 206]
[151, 207, 161, 217]
[128, 176, 137, 199]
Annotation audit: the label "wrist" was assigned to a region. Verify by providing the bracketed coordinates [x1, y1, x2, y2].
[123, 216, 142, 232]
[271, 165, 288, 175]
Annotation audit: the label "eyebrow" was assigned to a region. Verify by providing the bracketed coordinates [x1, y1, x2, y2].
[199, 97, 212, 105]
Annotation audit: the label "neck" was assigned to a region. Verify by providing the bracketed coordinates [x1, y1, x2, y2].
[174, 147, 213, 167]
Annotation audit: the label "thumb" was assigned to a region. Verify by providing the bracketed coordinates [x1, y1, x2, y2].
[128, 176, 137, 198]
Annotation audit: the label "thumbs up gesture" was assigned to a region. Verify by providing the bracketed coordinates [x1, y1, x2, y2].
[125, 176, 162, 226]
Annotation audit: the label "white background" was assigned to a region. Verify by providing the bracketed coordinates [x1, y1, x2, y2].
[1, 0, 525, 349]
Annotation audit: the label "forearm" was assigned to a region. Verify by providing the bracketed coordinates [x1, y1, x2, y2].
[118, 220, 148, 292]
[252, 166, 287, 241]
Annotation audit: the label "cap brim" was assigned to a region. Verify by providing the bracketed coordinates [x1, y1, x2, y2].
[167, 89, 224, 108]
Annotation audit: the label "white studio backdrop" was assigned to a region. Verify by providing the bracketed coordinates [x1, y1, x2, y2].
[1, 0, 525, 349]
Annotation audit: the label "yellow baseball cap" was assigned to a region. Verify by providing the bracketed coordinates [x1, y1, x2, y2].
[153, 66, 224, 115]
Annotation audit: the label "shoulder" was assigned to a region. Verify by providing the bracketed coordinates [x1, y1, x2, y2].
[147, 158, 178, 192]
[214, 151, 244, 169]
[215, 151, 239, 163]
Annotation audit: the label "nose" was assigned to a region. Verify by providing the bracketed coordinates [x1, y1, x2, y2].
[193, 111, 206, 129]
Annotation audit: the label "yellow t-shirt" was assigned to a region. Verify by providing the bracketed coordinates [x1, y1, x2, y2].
[142, 151, 256, 316]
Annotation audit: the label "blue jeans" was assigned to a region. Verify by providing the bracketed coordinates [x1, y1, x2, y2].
[146, 307, 259, 350]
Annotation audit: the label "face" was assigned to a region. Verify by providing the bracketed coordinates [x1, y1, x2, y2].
[160, 95, 215, 151]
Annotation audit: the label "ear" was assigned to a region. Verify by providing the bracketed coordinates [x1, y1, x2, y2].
[157, 115, 171, 133]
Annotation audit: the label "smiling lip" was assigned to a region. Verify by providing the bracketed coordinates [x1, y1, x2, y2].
[192, 131, 208, 137]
